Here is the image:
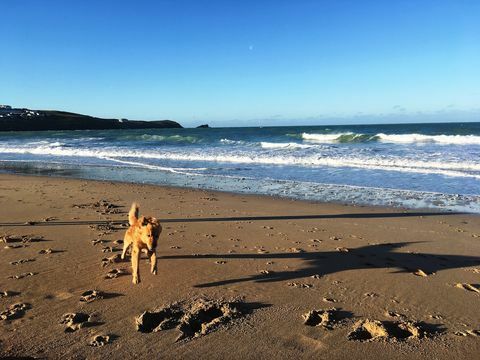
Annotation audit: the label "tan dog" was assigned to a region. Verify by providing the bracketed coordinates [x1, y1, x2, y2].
[121, 203, 162, 284]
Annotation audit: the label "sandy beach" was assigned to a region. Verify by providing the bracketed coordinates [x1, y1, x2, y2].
[0, 173, 479, 359]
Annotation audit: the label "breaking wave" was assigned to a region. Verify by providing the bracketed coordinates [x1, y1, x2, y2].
[120, 134, 201, 143]
[302, 132, 480, 144]
[0, 143, 479, 179]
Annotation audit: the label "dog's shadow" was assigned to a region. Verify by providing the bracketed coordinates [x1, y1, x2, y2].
[160, 242, 480, 288]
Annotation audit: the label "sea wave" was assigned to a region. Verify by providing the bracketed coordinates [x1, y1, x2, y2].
[302, 133, 350, 142]
[301, 132, 480, 144]
[120, 134, 201, 143]
[25, 141, 65, 147]
[377, 133, 480, 144]
[101, 157, 208, 174]
[302, 132, 379, 143]
[1, 144, 479, 179]
[260, 142, 312, 149]
[220, 138, 247, 145]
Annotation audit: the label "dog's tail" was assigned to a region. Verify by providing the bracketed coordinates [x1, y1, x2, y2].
[128, 202, 139, 225]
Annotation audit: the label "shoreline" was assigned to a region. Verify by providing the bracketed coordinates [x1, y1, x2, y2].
[1, 168, 477, 216]
[1, 173, 479, 359]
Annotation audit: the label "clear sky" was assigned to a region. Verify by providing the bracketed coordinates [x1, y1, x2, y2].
[1, 0, 479, 127]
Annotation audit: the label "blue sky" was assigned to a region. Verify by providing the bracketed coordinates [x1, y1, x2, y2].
[1, 0, 479, 127]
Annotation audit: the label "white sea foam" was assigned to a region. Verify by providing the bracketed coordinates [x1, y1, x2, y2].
[260, 142, 312, 149]
[101, 157, 208, 175]
[1, 143, 479, 179]
[120, 134, 200, 143]
[377, 133, 480, 144]
[302, 133, 350, 142]
[220, 138, 248, 145]
[301, 132, 480, 145]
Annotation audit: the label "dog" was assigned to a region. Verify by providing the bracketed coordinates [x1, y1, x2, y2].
[121, 203, 162, 284]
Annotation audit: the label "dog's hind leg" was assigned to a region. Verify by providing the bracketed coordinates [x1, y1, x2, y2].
[121, 234, 132, 260]
[148, 250, 157, 275]
[131, 246, 141, 284]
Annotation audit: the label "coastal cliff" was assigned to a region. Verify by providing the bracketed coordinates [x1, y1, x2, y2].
[0, 107, 183, 131]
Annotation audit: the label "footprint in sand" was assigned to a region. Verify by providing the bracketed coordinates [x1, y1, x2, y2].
[80, 290, 103, 303]
[413, 269, 431, 277]
[92, 239, 107, 246]
[101, 254, 122, 267]
[105, 268, 127, 279]
[101, 246, 114, 253]
[385, 310, 406, 319]
[4, 244, 27, 249]
[348, 319, 389, 341]
[8, 272, 37, 280]
[21, 235, 44, 243]
[454, 330, 480, 337]
[347, 319, 430, 341]
[9, 259, 35, 266]
[287, 282, 313, 289]
[113, 239, 124, 245]
[1, 303, 31, 320]
[136, 298, 245, 341]
[38, 249, 53, 254]
[287, 247, 305, 253]
[322, 297, 337, 303]
[303, 308, 349, 329]
[1, 235, 23, 244]
[1, 234, 44, 244]
[89, 334, 113, 347]
[454, 283, 480, 293]
[60, 313, 92, 332]
[0, 290, 20, 298]
[215, 261, 226, 265]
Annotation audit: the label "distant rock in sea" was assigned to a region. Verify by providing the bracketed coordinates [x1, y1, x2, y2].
[0, 106, 183, 131]
[197, 124, 210, 128]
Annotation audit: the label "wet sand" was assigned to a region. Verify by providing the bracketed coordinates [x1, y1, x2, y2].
[0, 174, 479, 359]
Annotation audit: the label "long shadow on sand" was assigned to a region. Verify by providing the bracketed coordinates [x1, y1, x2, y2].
[160, 242, 480, 288]
[0, 211, 466, 227]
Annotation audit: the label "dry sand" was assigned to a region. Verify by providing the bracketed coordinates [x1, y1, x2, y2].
[0, 174, 479, 359]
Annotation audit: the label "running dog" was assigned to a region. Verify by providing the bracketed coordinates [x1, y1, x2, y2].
[121, 203, 162, 284]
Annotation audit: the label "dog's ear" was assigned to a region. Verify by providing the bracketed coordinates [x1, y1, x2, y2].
[137, 216, 147, 227]
[153, 224, 161, 238]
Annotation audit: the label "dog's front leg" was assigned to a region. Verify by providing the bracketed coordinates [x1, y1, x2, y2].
[149, 251, 157, 275]
[131, 246, 141, 284]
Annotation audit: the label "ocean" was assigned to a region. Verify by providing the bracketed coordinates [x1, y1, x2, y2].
[1, 122, 479, 213]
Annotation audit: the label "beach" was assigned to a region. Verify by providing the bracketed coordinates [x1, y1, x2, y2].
[1, 173, 479, 359]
